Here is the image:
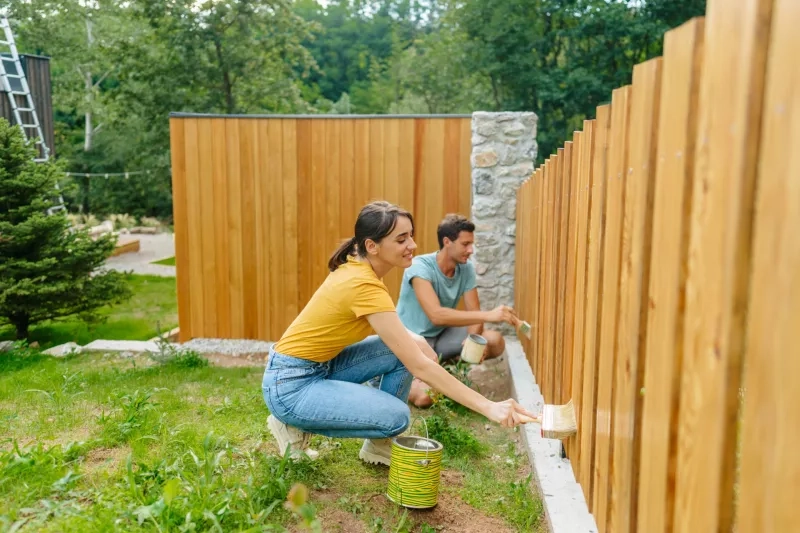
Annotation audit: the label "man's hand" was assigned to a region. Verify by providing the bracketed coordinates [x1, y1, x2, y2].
[486, 305, 519, 326]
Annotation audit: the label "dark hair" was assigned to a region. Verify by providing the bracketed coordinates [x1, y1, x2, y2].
[437, 213, 475, 249]
[328, 201, 415, 271]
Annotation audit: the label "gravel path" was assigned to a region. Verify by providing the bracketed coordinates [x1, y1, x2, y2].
[180, 338, 275, 356]
[105, 233, 176, 277]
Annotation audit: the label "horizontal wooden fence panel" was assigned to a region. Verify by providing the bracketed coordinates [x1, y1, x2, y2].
[170, 116, 472, 342]
[737, 0, 800, 528]
[636, 18, 705, 533]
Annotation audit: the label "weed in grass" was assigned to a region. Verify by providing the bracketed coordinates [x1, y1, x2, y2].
[424, 414, 487, 459]
[25, 371, 86, 414]
[148, 336, 208, 369]
[100, 389, 157, 445]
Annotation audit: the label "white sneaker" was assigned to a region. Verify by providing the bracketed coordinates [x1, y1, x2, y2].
[359, 438, 392, 466]
[267, 414, 319, 461]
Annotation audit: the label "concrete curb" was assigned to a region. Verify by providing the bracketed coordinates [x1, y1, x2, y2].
[506, 338, 598, 533]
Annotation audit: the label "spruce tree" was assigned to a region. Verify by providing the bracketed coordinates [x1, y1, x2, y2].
[0, 119, 131, 340]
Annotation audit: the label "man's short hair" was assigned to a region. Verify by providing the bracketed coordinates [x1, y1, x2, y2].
[437, 214, 475, 249]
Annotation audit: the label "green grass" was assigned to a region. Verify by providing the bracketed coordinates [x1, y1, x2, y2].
[0, 275, 178, 348]
[0, 348, 543, 532]
[150, 256, 176, 266]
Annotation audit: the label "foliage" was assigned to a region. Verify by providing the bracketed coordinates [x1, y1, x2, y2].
[0, 274, 177, 348]
[0, 119, 131, 340]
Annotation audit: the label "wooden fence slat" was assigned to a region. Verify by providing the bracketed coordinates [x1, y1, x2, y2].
[459, 119, 472, 223]
[568, 124, 594, 477]
[565, 129, 585, 475]
[211, 119, 231, 338]
[184, 118, 205, 338]
[296, 120, 313, 309]
[239, 119, 258, 338]
[544, 154, 560, 401]
[339, 120, 356, 241]
[266, 120, 284, 337]
[197, 119, 218, 337]
[609, 57, 663, 533]
[673, 0, 773, 529]
[593, 86, 632, 533]
[636, 19, 705, 533]
[311, 121, 329, 293]
[580, 105, 611, 508]
[254, 120, 270, 340]
[537, 161, 550, 388]
[327, 119, 343, 279]
[532, 167, 543, 376]
[555, 143, 572, 404]
[282, 120, 299, 321]
[225, 120, 244, 337]
[737, 0, 800, 527]
[562, 133, 581, 413]
[169, 118, 192, 342]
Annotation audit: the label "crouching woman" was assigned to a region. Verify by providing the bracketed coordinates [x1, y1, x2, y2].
[262, 201, 535, 464]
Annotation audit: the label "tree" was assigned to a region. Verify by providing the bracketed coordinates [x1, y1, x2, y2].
[0, 120, 131, 340]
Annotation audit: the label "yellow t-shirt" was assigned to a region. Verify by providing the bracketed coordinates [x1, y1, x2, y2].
[273, 255, 396, 362]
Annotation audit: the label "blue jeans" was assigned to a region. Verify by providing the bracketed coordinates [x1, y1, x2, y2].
[262, 335, 413, 439]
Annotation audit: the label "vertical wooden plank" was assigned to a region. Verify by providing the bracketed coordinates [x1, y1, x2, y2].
[580, 104, 611, 508]
[443, 118, 462, 214]
[211, 119, 231, 338]
[422, 119, 445, 254]
[383, 119, 402, 298]
[184, 118, 205, 338]
[459, 119, 472, 220]
[254, 120, 271, 341]
[674, 0, 773, 530]
[531, 166, 547, 378]
[169, 118, 192, 342]
[224, 119, 244, 337]
[636, 19, 705, 533]
[296, 119, 313, 308]
[311, 120, 328, 292]
[544, 153, 561, 401]
[354, 120, 371, 218]
[555, 142, 573, 404]
[197, 118, 217, 337]
[565, 130, 584, 470]
[327, 119, 342, 277]
[536, 160, 550, 393]
[369, 119, 385, 204]
[593, 86, 632, 533]
[267, 120, 285, 340]
[398, 119, 416, 221]
[239, 119, 258, 338]
[339, 119, 356, 238]
[609, 58, 663, 533]
[569, 122, 596, 483]
[738, 0, 800, 528]
[282, 120, 299, 333]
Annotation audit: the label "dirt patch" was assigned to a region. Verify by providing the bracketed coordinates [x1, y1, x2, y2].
[83, 445, 131, 474]
[465, 354, 512, 401]
[203, 352, 268, 368]
[303, 480, 516, 533]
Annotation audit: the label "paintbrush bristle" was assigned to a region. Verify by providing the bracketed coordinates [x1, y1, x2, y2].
[518, 321, 532, 339]
[541, 399, 577, 439]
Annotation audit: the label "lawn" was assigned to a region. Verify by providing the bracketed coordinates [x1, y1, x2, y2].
[0, 275, 178, 349]
[151, 256, 176, 266]
[0, 346, 544, 532]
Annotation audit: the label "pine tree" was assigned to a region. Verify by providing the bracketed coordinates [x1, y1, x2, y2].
[0, 119, 131, 340]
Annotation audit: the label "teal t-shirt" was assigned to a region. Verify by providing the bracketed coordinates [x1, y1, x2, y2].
[396, 252, 477, 337]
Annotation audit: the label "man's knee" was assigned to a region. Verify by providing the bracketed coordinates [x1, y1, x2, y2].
[483, 329, 505, 358]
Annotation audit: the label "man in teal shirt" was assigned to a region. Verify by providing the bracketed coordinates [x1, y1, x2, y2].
[398, 214, 519, 407]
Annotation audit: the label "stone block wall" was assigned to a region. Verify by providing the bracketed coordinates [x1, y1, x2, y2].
[470, 111, 538, 333]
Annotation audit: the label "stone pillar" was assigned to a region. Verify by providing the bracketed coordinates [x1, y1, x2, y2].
[470, 111, 537, 334]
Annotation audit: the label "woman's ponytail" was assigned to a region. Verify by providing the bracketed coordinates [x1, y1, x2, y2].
[328, 236, 357, 271]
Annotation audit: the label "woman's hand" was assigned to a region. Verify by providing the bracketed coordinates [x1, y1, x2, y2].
[484, 398, 539, 428]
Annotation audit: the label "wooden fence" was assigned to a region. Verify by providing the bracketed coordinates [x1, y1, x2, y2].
[0, 54, 56, 158]
[169, 114, 472, 342]
[513, 0, 797, 531]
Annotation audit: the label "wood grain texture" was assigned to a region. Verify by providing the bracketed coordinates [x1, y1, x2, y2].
[609, 57, 663, 533]
[737, 0, 800, 528]
[673, 0, 773, 530]
[170, 117, 471, 341]
[637, 19, 705, 533]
